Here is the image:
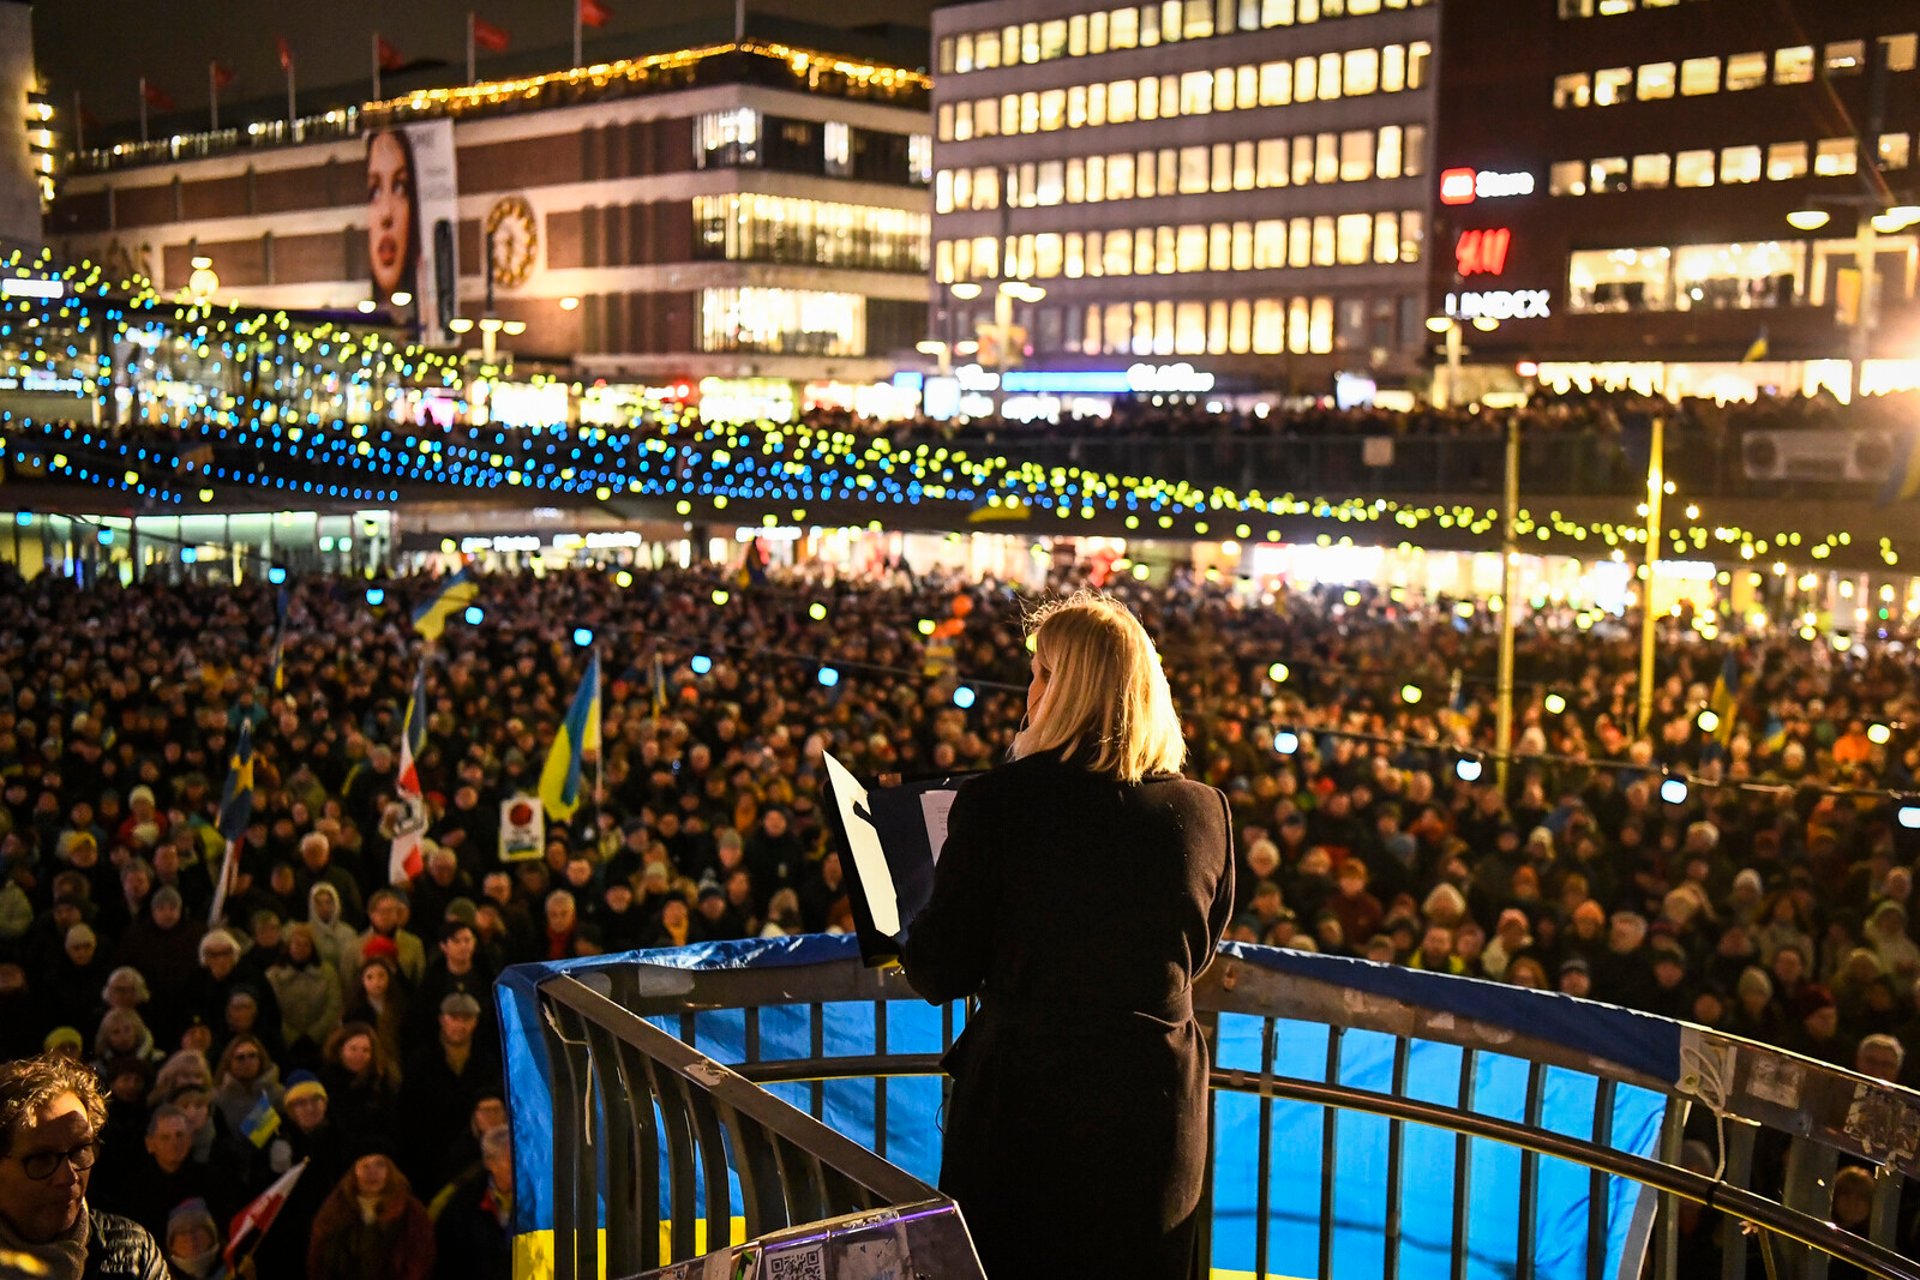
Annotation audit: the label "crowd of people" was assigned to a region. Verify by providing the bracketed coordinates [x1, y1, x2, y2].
[1, 553, 1919, 1274]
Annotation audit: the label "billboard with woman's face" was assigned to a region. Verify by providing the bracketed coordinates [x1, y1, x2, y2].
[365, 119, 458, 344]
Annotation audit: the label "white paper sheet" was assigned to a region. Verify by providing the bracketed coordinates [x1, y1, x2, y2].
[823, 752, 901, 936]
[918, 790, 957, 865]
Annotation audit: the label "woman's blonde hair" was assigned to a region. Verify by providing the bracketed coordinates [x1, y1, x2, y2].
[1012, 592, 1186, 782]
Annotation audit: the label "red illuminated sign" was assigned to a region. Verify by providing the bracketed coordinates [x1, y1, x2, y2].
[1439, 168, 1477, 205]
[1455, 228, 1512, 278]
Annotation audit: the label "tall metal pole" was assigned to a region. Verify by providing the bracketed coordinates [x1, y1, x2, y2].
[1495, 415, 1519, 788]
[1637, 416, 1666, 736]
[573, 0, 584, 68]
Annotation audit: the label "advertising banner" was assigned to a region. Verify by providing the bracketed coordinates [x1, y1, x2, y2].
[364, 118, 459, 344]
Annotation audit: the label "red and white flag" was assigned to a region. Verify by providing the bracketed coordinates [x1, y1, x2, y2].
[225, 1159, 307, 1267]
[472, 16, 511, 50]
[276, 36, 294, 71]
[580, 0, 612, 27]
[388, 659, 429, 884]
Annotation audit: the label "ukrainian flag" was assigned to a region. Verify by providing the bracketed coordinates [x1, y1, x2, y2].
[412, 567, 479, 641]
[967, 493, 1028, 523]
[268, 587, 289, 693]
[240, 1091, 280, 1147]
[1707, 648, 1740, 748]
[1882, 432, 1920, 505]
[216, 720, 256, 842]
[539, 652, 601, 822]
[1741, 328, 1769, 363]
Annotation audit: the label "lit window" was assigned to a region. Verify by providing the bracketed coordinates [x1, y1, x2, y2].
[1679, 57, 1719, 96]
[1403, 124, 1427, 177]
[1232, 222, 1254, 271]
[1176, 225, 1208, 272]
[1309, 297, 1334, 354]
[1175, 302, 1207, 354]
[1089, 10, 1109, 53]
[1257, 138, 1287, 187]
[1345, 48, 1379, 96]
[1262, 0, 1295, 24]
[1590, 156, 1628, 192]
[1336, 213, 1372, 265]
[1319, 51, 1343, 99]
[951, 35, 971, 73]
[1110, 7, 1137, 48]
[1636, 62, 1676, 100]
[1287, 297, 1310, 354]
[1399, 211, 1423, 262]
[1292, 136, 1315, 186]
[1774, 46, 1814, 85]
[1022, 22, 1041, 63]
[1593, 67, 1631, 106]
[1180, 146, 1210, 193]
[1823, 40, 1864, 76]
[824, 121, 851, 176]
[1719, 145, 1761, 184]
[1215, 68, 1236, 112]
[1183, 0, 1214, 38]
[1339, 130, 1374, 181]
[1725, 52, 1767, 91]
[1109, 80, 1137, 124]
[1407, 41, 1430, 89]
[1766, 141, 1807, 180]
[1209, 223, 1232, 270]
[1814, 138, 1857, 176]
[1882, 34, 1918, 73]
[1036, 161, 1064, 206]
[1105, 229, 1133, 275]
[1553, 72, 1591, 108]
[935, 170, 954, 213]
[1315, 133, 1340, 184]
[1549, 159, 1586, 195]
[1374, 212, 1399, 263]
[1207, 301, 1230, 356]
[1229, 300, 1252, 353]
[1675, 150, 1714, 187]
[1181, 70, 1214, 114]
[1254, 219, 1286, 268]
[1882, 133, 1913, 171]
[1233, 140, 1256, 189]
[1211, 142, 1233, 192]
[1153, 299, 1175, 355]
[1237, 66, 1259, 110]
[1068, 15, 1088, 55]
[1260, 60, 1292, 105]
[1631, 153, 1671, 188]
[1312, 215, 1336, 266]
[1252, 299, 1284, 353]
[1381, 44, 1407, 93]
[1088, 83, 1108, 125]
[976, 30, 1000, 68]
[1376, 125, 1403, 179]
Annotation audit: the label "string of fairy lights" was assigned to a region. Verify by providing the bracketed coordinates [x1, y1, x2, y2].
[2, 246, 1909, 579]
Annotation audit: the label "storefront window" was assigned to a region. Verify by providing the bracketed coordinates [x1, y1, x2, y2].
[699, 288, 865, 355]
[1672, 241, 1805, 310]
[1569, 247, 1671, 313]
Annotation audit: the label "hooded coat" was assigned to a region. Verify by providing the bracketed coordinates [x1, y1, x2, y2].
[307, 1161, 435, 1280]
[307, 884, 364, 982]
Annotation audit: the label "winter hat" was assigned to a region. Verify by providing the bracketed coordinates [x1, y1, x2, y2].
[283, 1071, 327, 1105]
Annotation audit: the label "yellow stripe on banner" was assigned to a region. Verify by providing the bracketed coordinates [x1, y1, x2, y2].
[512, 1219, 748, 1280]
[1208, 1272, 1316, 1280]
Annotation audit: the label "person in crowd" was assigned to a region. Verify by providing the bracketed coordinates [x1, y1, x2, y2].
[0, 1053, 167, 1279]
[398, 995, 501, 1193]
[268, 923, 345, 1069]
[902, 592, 1235, 1279]
[319, 1022, 401, 1139]
[254, 1071, 351, 1279]
[307, 1142, 435, 1280]
[429, 1124, 512, 1280]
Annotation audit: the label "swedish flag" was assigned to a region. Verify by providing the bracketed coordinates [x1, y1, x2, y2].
[216, 720, 256, 842]
[539, 652, 601, 821]
[1882, 432, 1920, 505]
[411, 567, 479, 642]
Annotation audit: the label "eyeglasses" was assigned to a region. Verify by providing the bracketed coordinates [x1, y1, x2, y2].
[231, 1051, 260, 1062]
[16, 1139, 99, 1181]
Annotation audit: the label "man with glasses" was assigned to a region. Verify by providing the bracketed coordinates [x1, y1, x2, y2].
[0, 1053, 165, 1279]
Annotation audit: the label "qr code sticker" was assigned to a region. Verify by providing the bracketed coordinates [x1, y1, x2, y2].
[765, 1245, 826, 1280]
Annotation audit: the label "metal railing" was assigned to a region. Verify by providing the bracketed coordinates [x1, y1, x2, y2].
[520, 943, 1920, 1280]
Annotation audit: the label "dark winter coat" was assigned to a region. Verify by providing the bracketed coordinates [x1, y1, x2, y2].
[306, 1167, 435, 1280]
[902, 750, 1235, 1280]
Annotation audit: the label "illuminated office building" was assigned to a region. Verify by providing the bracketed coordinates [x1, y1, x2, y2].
[1431, 1, 1920, 402]
[929, 0, 1440, 396]
[45, 24, 933, 398]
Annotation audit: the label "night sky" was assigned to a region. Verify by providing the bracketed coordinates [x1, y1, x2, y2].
[29, 0, 937, 135]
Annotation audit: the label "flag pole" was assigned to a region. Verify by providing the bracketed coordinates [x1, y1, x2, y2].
[138, 76, 148, 143]
[285, 50, 296, 124]
[209, 838, 239, 927]
[208, 62, 219, 131]
[594, 644, 605, 847]
[573, 0, 583, 68]
[73, 90, 85, 152]
[734, 0, 745, 44]
[467, 11, 477, 85]
[372, 31, 382, 102]
[1636, 415, 1666, 737]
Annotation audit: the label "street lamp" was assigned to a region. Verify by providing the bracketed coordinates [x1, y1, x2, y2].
[1786, 195, 1919, 401]
[1426, 315, 1497, 409]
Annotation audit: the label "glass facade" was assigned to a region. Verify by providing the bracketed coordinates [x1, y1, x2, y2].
[936, 0, 1431, 74]
[936, 40, 1429, 140]
[694, 195, 930, 273]
[936, 209, 1423, 281]
[698, 287, 866, 356]
[936, 123, 1426, 212]
[695, 109, 934, 186]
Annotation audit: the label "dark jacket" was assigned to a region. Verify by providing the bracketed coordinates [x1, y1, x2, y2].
[82, 1208, 169, 1280]
[307, 1167, 435, 1280]
[430, 1165, 511, 1280]
[901, 751, 1235, 1280]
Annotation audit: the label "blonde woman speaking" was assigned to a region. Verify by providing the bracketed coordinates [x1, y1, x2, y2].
[903, 592, 1235, 1279]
